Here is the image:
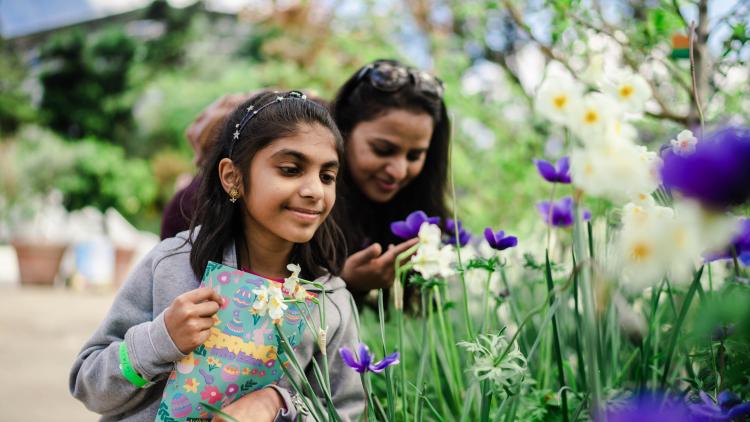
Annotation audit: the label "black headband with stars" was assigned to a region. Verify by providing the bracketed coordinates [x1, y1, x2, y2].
[228, 90, 310, 157]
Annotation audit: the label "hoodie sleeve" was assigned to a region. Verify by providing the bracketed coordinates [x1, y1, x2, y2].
[68, 246, 187, 416]
[271, 284, 365, 421]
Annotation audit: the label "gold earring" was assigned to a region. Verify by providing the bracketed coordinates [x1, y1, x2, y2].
[229, 187, 240, 203]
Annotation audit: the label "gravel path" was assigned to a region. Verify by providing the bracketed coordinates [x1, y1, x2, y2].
[1, 286, 114, 421]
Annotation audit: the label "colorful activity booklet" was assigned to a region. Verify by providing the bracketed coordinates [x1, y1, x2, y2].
[156, 261, 314, 421]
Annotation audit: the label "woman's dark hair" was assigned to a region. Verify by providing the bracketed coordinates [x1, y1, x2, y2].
[330, 59, 451, 252]
[188, 90, 346, 280]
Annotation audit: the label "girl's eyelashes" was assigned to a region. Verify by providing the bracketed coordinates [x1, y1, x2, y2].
[279, 165, 337, 184]
[320, 171, 337, 184]
[279, 165, 301, 176]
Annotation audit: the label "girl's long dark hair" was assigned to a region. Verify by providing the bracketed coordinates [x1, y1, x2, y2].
[188, 90, 346, 281]
[331, 59, 451, 252]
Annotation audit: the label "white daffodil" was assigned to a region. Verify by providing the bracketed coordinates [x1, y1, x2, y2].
[287, 263, 301, 277]
[251, 285, 270, 315]
[568, 92, 618, 144]
[534, 72, 584, 126]
[670, 129, 698, 156]
[601, 70, 651, 115]
[570, 140, 660, 203]
[616, 200, 711, 291]
[411, 243, 456, 280]
[267, 285, 288, 321]
[418, 222, 442, 249]
[283, 263, 307, 302]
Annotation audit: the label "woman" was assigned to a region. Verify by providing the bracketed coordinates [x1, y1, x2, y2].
[331, 59, 451, 296]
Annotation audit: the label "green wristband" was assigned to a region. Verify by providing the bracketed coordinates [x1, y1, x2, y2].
[118, 341, 151, 388]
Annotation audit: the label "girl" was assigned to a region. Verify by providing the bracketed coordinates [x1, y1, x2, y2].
[70, 90, 365, 421]
[331, 59, 451, 297]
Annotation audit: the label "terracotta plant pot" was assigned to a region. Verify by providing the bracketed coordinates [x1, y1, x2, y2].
[11, 241, 67, 286]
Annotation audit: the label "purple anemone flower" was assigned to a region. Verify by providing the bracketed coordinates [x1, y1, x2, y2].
[599, 394, 693, 422]
[689, 390, 750, 421]
[444, 218, 471, 246]
[661, 126, 750, 210]
[536, 197, 591, 228]
[339, 343, 400, 374]
[534, 156, 571, 184]
[706, 218, 750, 266]
[390, 210, 440, 239]
[483, 228, 518, 251]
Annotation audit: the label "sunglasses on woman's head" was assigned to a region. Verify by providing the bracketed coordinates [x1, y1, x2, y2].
[355, 61, 445, 100]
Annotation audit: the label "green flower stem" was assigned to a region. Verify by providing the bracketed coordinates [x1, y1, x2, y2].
[571, 250, 587, 391]
[480, 269, 494, 333]
[448, 120, 474, 337]
[319, 287, 332, 395]
[433, 285, 465, 398]
[427, 289, 453, 416]
[275, 324, 328, 421]
[573, 204, 602, 416]
[545, 249, 569, 422]
[500, 268, 529, 354]
[413, 292, 431, 421]
[479, 380, 492, 422]
[377, 289, 396, 421]
[660, 266, 704, 389]
[360, 373, 376, 422]
[396, 281, 408, 422]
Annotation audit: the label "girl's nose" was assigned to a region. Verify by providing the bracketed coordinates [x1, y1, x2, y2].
[299, 176, 324, 199]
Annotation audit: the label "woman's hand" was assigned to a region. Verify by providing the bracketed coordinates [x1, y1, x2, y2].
[212, 387, 285, 422]
[341, 238, 419, 291]
[164, 287, 222, 354]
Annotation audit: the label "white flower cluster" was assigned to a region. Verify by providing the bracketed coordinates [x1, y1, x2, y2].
[251, 263, 308, 322]
[535, 67, 660, 203]
[614, 196, 738, 292]
[411, 223, 456, 279]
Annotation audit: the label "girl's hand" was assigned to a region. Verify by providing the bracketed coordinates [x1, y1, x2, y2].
[212, 387, 285, 422]
[164, 287, 222, 354]
[341, 238, 419, 291]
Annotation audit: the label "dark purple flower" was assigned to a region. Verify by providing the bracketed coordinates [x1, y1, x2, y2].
[390, 211, 440, 239]
[536, 197, 591, 228]
[444, 218, 471, 246]
[689, 390, 750, 421]
[600, 394, 693, 422]
[534, 156, 571, 184]
[483, 228, 518, 251]
[339, 343, 400, 374]
[706, 218, 750, 266]
[661, 126, 750, 210]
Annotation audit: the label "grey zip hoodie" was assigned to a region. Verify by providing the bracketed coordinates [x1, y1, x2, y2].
[70, 230, 365, 421]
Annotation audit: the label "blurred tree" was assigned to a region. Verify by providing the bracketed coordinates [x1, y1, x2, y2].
[0, 40, 36, 136]
[38, 28, 136, 140]
[142, 0, 201, 67]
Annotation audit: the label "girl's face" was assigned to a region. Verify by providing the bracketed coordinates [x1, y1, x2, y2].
[346, 108, 433, 203]
[236, 123, 340, 246]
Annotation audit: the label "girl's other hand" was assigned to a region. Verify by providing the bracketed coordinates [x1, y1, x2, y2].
[212, 387, 285, 422]
[164, 287, 222, 354]
[341, 238, 419, 291]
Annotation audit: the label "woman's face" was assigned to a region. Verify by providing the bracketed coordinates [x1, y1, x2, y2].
[236, 123, 340, 246]
[346, 109, 433, 203]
